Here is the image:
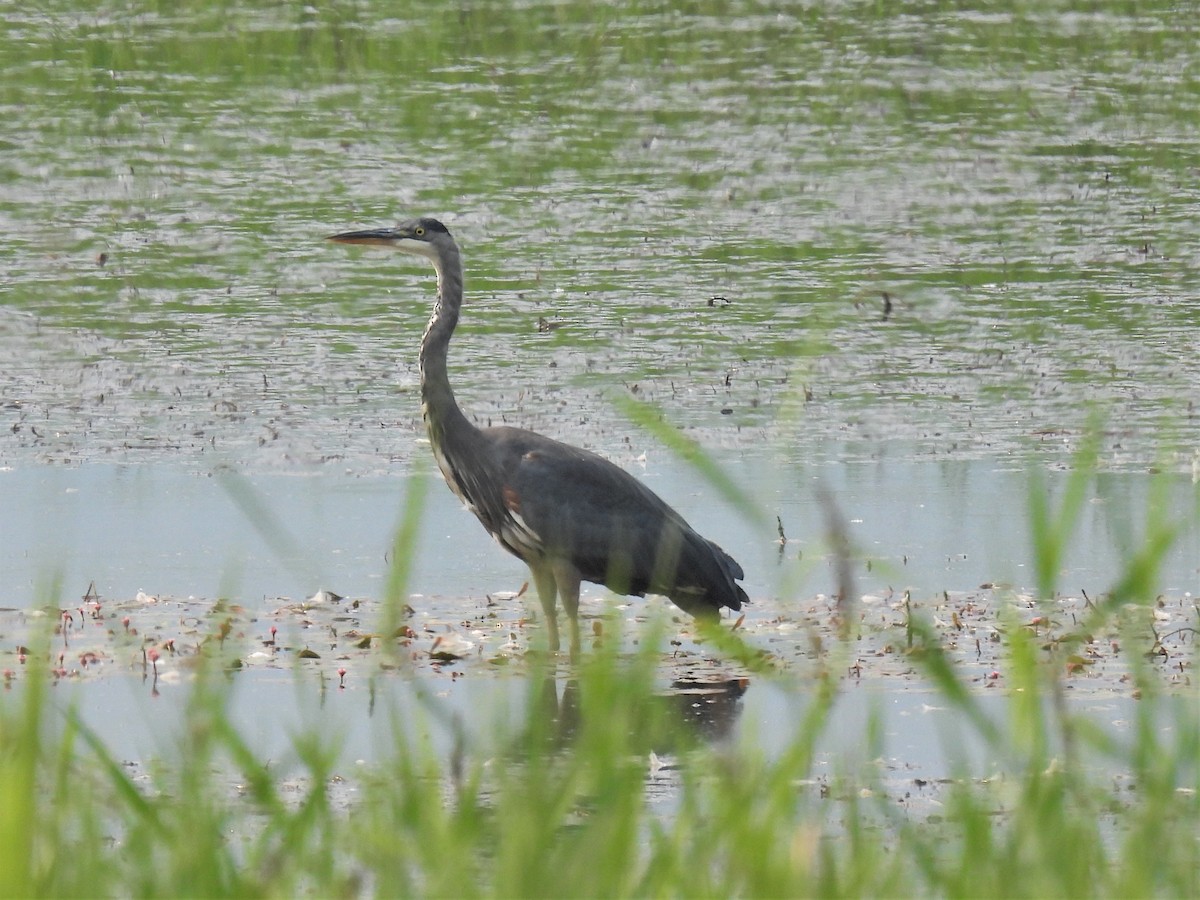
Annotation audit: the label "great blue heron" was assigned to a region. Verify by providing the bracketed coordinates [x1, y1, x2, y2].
[328, 217, 748, 656]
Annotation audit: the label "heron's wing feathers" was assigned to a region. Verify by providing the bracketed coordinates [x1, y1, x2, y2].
[488, 429, 745, 613]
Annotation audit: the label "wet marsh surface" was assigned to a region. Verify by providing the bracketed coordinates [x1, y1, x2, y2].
[2, 0, 1198, 820]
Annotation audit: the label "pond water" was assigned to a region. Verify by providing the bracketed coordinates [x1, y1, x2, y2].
[37, 661, 1178, 817]
[2, 453, 1197, 611]
[2, 0, 1197, 790]
[2, 451, 1194, 796]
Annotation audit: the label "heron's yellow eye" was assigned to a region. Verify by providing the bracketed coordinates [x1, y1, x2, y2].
[415, 226, 425, 237]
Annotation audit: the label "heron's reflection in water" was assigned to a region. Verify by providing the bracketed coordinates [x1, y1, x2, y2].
[664, 678, 750, 745]
[523, 671, 749, 755]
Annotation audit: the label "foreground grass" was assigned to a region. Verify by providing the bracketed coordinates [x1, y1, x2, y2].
[0, 601, 1194, 898]
[2, 621, 1196, 896]
[1, 458, 1197, 898]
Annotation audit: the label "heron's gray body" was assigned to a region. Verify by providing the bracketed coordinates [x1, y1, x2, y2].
[440, 423, 747, 612]
[329, 217, 747, 655]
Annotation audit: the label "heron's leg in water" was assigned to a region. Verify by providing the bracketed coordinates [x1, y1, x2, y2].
[530, 564, 560, 653]
[553, 562, 583, 662]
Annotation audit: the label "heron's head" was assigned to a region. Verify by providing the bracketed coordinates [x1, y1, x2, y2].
[326, 217, 454, 263]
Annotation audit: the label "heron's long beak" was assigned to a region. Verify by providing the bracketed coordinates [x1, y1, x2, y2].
[326, 228, 404, 246]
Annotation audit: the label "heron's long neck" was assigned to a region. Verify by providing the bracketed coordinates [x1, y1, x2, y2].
[419, 246, 477, 453]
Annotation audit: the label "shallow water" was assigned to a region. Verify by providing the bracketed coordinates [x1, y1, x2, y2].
[18, 644, 1187, 829]
[1, 449, 1195, 794]
[4, 452, 1197, 611]
[2, 0, 1198, 798]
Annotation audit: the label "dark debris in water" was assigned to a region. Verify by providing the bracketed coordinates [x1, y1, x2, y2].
[0, 583, 1192, 831]
[0, 582, 1192, 700]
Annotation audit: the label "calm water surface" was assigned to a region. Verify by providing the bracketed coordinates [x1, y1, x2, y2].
[3, 454, 1196, 610]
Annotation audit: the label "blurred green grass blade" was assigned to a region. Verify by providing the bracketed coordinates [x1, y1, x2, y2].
[613, 393, 768, 529]
[0, 642, 47, 897]
[62, 706, 161, 828]
[381, 467, 429, 646]
[905, 613, 1003, 750]
[693, 618, 779, 675]
[1003, 604, 1050, 764]
[1028, 422, 1102, 598]
[217, 468, 317, 585]
[1104, 470, 1184, 608]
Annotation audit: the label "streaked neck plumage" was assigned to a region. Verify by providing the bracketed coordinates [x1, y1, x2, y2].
[418, 240, 479, 480]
